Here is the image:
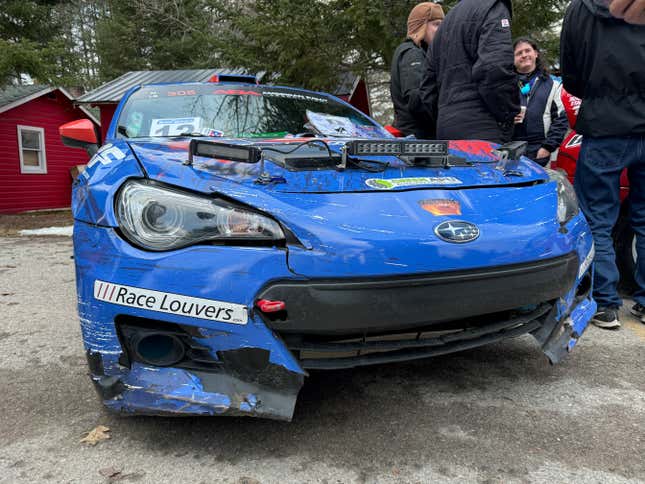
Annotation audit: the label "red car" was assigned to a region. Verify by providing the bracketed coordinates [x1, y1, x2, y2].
[553, 90, 636, 292]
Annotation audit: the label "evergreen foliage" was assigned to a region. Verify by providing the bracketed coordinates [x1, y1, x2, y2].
[1, 0, 567, 94]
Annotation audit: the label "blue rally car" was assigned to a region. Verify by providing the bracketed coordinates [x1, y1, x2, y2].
[60, 77, 596, 421]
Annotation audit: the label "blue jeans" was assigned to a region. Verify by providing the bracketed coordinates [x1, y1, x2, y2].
[575, 135, 645, 309]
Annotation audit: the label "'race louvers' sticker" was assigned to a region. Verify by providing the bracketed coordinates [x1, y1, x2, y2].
[94, 280, 247, 325]
[366, 177, 462, 190]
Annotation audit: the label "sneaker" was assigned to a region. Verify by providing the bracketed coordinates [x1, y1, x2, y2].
[591, 307, 621, 329]
[629, 303, 645, 323]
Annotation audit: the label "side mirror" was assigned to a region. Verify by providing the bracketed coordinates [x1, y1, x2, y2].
[59, 119, 100, 156]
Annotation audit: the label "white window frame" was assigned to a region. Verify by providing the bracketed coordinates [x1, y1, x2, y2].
[17, 125, 47, 174]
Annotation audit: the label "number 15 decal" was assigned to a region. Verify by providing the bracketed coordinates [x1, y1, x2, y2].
[150, 117, 202, 136]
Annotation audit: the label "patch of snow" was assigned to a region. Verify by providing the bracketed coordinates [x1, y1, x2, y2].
[19, 226, 73, 237]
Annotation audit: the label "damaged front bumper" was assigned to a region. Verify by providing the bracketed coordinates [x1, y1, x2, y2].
[74, 220, 595, 421]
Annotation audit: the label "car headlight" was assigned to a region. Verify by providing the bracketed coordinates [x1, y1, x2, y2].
[546, 169, 579, 225]
[116, 180, 285, 251]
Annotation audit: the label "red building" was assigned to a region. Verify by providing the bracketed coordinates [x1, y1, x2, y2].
[0, 85, 99, 213]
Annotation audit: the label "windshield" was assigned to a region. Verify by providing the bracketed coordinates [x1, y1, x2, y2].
[116, 84, 390, 139]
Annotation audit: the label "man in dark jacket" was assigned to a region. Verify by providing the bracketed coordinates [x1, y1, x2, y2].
[561, 0, 645, 329]
[390, 3, 444, 139]
[420, 0, 520, 143]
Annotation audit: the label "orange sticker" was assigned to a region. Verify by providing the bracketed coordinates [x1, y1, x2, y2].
[419, 199, 461, 216]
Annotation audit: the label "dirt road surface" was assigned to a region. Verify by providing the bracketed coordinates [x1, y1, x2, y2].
[1, 235, 643, 483]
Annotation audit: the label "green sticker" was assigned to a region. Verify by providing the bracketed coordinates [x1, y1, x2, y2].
[365, 177, 462, 190]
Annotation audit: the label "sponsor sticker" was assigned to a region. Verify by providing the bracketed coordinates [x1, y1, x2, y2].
[306, 110, 357, 137]
[365, 177, 462, 190]
[262, 91, 328, 103]
[150, 117, 203, 137]
[419, 199, 462, 216]
[94, 280, 248, 325]
[566, 134, 584, 148]
[578, 243, 595, 279]
[83, 144, 127, 179]
[213, 89, 261, 96]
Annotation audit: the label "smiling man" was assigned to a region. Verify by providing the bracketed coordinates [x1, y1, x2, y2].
[511, 37, 568, 165]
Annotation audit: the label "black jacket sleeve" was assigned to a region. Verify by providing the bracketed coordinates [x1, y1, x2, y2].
[471, 1, 520, 124]
[398, 46, 427, 116]
[542, 84, 569, 152]
[418, 42, 439, 127]
[560, 1, 585, 99]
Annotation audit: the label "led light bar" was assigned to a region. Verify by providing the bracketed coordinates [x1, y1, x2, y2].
[346, 140, 449, 157]
[187, 139, 262, 165]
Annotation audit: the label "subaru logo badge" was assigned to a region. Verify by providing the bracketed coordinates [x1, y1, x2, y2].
[434, 221, 480, 243]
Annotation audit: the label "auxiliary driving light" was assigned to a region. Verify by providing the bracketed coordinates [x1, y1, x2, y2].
[346, 140, 449, 157]
[187, 139, 263, 165]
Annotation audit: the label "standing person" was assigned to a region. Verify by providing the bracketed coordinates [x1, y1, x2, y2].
[512, 38, 568, 166]
[561, 0, 645, 329]
[390, 2, 444, 139]
[419, 0, 520, 143]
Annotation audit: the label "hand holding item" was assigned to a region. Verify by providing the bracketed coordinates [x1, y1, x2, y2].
[608, 0, 645, 24]
[514, 106, 527, 124]
[536, 148, 551, 159]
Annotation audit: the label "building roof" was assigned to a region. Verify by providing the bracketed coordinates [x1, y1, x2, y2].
[0, 85, 52, 111]
[0, 84, 100, 124]
[78, 68, 364, 105]
[77, 68, 254, 104]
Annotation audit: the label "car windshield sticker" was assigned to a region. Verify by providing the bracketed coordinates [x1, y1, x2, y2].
[262, 91, 328, 103]
[306, 110, 358, 137]
[354, 124, 392, 139]
[150, 117, 203, 137]
[366, 177, 463, 190]
[213, 89, 261, 96]
[198, 127, 224, 137]
[94, 280, 248, 325]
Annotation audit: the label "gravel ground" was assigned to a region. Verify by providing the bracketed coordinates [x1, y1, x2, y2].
[0, 210, 73, 237]
[0, 234, 643, 484]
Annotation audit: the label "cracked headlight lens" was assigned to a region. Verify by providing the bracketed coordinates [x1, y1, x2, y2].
[116, 180, 284, 251]
[547, 169, 579, 225]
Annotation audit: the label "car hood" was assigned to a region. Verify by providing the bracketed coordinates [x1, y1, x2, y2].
[129, 138, 548, 194]
[129, 139, 570, 278]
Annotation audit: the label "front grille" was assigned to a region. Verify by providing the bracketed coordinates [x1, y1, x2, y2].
[258, 253, 579, 336]
[279, 303, 553, 369]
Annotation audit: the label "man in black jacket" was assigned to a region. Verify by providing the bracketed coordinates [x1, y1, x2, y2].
[561, 0, 645, 329]
[390, 3, 444, 139]
[420, 0, 520, 143]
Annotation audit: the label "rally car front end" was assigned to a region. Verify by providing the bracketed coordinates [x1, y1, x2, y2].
[63, 82, 595, 421]
[70, 140, 595, 422]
